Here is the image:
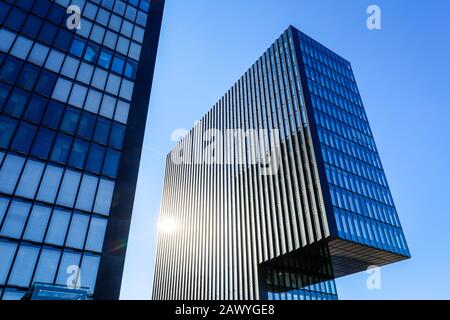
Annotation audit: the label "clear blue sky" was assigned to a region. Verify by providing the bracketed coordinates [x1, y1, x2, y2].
[120, 0, 450, 300]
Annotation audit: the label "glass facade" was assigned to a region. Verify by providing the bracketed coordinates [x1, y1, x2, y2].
[0, 0, 164, 300]
[153, 26, 410, 300]
[297, 31, 410, 258]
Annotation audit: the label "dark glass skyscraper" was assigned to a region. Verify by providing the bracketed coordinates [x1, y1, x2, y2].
[153, 26, 410, 300]
[0, 0, 164, 300]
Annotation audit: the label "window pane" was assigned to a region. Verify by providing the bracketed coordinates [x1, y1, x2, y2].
[23, 94, 47, 123]
[109, 123, 126, 149]
[80, 254, 100, 293]
[51, 134, 73, 164]
[17, 64, 40, 90]
[23, 205, 52, 242]
[42, 101, 65, 129]
[36, 165, 63, 203]
[103, 149, 121, 178]
[86, 144, 105, 174]
[35, 70, 57, 97]
[60, 108, 81, 134]
[33, 248, 61, 284]
[85, 217, 107, 253]
[4, 88, 30, 117]
[0, 241, 17, 285]
[15, 160, 45, 199]
[30, 128, 56, 159]
[0, 116, 18, 148]
[45, 209, 71, 246]
[66, 213, 90, 249]
[0, 154, 26, 194]
[68, 139, 89, 169]
[11, 122, 37, 153]
[93, 118, 111, 145]
[75, 174, 98, 212]
[0, 200, 31, 238]
[77, 112, 96, 139]
[56, 170, 81, 208]
[93, 179, 115, 215]
[55, 251, 81, 286]
[0, 197, 9, 227]
[8, 245, 40, 287]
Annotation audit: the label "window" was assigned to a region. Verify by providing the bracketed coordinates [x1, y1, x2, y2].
[69, 139, 89, 169]
[86, 144, 105, 174]
[93, 179, 115, 215]
[39, 22, 58, 45]
[23, 94, 47, 123]
[23, 205, 52, 242]
[31, 128, 56, 159]
[103, 149, 121, 177]
[43, 101, 65, 129]
[0, 28, 16, 53]
[75, 174, 98, 212]
[45, 209, 71, 245]
[85, 217, 107, 252]
[8, 245, 40, 287]
[114, 100, 130, 124]
[52, 78, 73, 103]
[36, 165, 64, 203]
[77, 112, 96, 139]
[0, 200, 31, 239]
[33, 248, 61, 284]
[54, 29, 73, 51]
[0, 197, 9, 227]
[28, 43, 50, 66]
[109, 123, 126, 149]
[85, 89, 102, 113]
[119, 79, 134, 101]
[111, 56, 125, 74]
[10, 36, 33, 60]
[0, 57, 23, 84]
[76, 63, 94, 85]
[55, 251, 81, 286]
[98, 50, 112, 69]
[0, 83, 12, 109]
[45, 50, 65, 73]
[17, 64, 40, 90]
[69, 84, 88, 108]
[61, 56, 80, 78]
[125, 61, 137, 79]
[100, 94, 116, 118]
[0, 154, 25, 194]
[94, 118, 111, 145]
[84, 44, 99, 63]
[0, 116, 17, 148]
[104, 31, 118, 50]
[51, 134, 73, 164]
[4, 88, 29, 116]
[5, 8, 27, 31]
[105, 74, 121, 96]
[11, 122, 37, 153]
[57, 170, 82, 208]
[35, 70, 57, 97]
[60, 108, 81, 134]
[66, 213, 90, 249]
[0, 241, 17, 285]
[92, 68, 108, 90]
[15, 160, 45, 198]
[80, 254, 100, 293]
[69, 38, 85, 58]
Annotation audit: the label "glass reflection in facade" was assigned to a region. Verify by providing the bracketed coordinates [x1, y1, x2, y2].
[153, 26, 410, 300]
[0, 0, 164, 300]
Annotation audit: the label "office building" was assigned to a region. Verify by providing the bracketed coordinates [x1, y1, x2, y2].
[153, 26, 410, 300]
[0, 0, 164, 300]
